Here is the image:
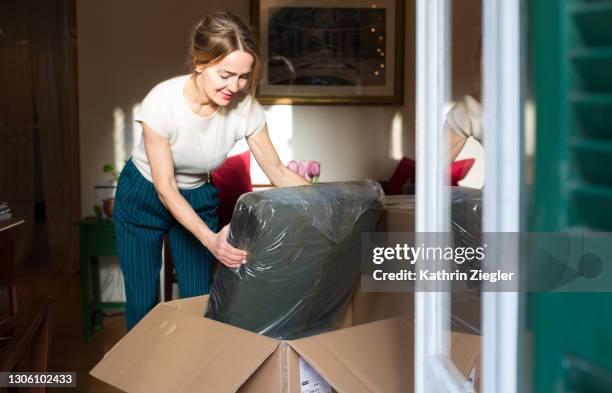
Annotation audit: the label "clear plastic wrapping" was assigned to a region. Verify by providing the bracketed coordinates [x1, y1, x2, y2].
[205, 180, 385, 339]
[451, 186, 483, 251]
[450, 186, 483, 336]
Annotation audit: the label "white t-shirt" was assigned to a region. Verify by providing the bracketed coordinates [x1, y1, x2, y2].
[445, 95, 483, 142]
[132, 74, 266, 189]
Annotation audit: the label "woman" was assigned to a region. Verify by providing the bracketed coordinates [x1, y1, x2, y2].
[446, 36, 484, 195]
[113, 10, 309, 331]
[447, 36, 483, 162]
[446, 94, 483, 160]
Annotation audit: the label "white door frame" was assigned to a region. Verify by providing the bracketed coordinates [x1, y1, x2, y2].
[414, 0, 457, 391]
[414, 0, 524, 392]
[481, 0, 524, 392]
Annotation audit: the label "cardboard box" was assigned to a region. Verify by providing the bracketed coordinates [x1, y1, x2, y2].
[91, 295, 480, 393]
[379, 195, 415, 232]
[92, 202, 480, 392]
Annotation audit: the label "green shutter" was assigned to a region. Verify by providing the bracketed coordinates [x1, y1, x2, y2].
[568, 1, 612, 230]
[530, 0, 612, 392]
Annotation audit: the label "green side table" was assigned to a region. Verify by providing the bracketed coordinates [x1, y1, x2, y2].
[77, 217, 125, 341]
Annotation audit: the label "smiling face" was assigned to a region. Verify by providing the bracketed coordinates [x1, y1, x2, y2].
[195, 50, 254, 107]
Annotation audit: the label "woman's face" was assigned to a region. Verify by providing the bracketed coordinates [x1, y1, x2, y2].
[195, 50, 254, 107]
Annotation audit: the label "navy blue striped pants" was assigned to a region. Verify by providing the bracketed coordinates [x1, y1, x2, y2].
[113, 159, 218, 331]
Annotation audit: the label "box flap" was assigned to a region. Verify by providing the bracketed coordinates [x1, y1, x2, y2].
[450, 331, 481, 377]
[163, 294, 209, 316]
[289, 317, 412, 393]
[238, 344, 284, 392]
[91, 302, 278, 393]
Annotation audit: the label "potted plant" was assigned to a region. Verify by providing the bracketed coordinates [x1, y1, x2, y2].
[94, 163, 120, 219]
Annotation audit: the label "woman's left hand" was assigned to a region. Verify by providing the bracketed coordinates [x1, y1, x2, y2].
[205, 224, 247, 269]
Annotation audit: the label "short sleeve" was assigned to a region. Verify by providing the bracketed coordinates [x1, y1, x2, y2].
[237, 95, 266, 140]
[445, 95, 483, 142]
[134, 85, 174, 139]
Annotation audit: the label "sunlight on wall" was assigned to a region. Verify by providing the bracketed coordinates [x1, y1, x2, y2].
[249, 105, 294, 185]
[113, 107, 127, 171]
[524, 98, 535, 156]
[523, 98, 536, 185]
[132, 103, 143, 149]
[390, 111, 404, 160]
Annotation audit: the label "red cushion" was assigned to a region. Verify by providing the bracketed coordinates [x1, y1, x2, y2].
[450, 159, 475, 186]
[387, 157, 475, 194]
[388, 157, 416, 194]
[211, 151, 252, 229]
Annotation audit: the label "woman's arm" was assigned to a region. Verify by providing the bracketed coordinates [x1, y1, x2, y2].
[142, 122, 246, 268]
[247, 124, 310, 187]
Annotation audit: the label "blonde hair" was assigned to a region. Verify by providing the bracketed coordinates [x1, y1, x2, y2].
[187, 10, 261, 95]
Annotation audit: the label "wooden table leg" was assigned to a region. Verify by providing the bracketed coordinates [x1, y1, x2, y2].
[91, 256, 103, 332]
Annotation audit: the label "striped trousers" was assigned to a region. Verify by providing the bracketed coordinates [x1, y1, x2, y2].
[113, 159, 218, 331]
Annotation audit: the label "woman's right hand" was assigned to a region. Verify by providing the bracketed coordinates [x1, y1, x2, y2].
[206, 224, 247, 269]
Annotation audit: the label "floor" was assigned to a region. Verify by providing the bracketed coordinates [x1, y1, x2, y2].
[15, 261, 124, 392]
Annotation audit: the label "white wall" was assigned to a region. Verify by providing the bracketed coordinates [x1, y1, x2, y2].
[77, 0, 479, 214]
[452, 0, 482, 101]
[77, 0, 415, 215]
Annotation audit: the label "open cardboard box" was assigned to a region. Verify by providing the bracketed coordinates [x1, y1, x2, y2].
[92, 203, 480, 392]
[91, 293, 480, 393]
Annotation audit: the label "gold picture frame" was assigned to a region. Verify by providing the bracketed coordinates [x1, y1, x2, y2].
[252, 0, 404, 105]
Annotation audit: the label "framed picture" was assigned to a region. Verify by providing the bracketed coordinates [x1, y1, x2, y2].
[252, 0, 404, 105]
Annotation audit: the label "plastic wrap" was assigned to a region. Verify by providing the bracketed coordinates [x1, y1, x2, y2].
[451, 186, 482, 250]
[206, 180, 384, 339]
[450, 186, 483, 336]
